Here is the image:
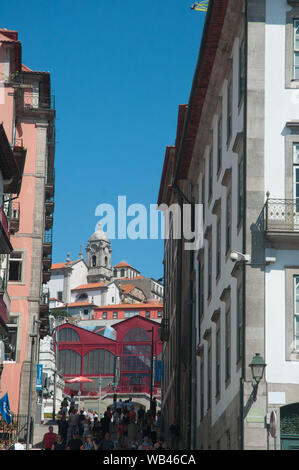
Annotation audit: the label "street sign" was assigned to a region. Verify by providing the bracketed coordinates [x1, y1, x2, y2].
[270, 410, 277, 438]
[36, 364, 43, 390]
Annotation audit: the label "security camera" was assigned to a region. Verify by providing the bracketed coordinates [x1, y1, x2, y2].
[230, 251, 239, 262]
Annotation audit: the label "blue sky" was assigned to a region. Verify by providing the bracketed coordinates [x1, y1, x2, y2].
[2, 0, 206, 280]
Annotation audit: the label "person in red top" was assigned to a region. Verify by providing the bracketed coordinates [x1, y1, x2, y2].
[42, 426, 57, 450]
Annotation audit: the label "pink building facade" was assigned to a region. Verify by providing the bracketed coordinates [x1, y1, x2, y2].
[0, 29, 55, 414]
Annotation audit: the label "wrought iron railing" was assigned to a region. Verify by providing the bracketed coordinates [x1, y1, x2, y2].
[0, 205, 9, 239]
[160, 317, 169, 342]
[0, 266, 8, 293]
[0, 414, 33, 450]
[40, 287, 50, 306]
[43, 228, 53, 244]
[265, 199, 299, 232]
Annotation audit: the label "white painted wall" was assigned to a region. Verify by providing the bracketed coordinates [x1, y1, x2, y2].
[69, 260, 88, 291]
[48, 273, 64, 300]
[263, 0, 299, 385]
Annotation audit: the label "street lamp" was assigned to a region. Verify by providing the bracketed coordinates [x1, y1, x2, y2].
[249, 353, 266, 395]
[243, 353, 266, 419]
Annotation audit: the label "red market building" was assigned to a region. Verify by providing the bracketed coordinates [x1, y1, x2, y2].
[55, 315, 163, 403]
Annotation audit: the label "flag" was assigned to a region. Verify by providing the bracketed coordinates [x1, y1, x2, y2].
[0, 393, 12, 424]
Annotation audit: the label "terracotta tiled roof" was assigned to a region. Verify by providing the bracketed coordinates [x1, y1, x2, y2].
[0, 29, 18, 42]
[119, 284, 135, 294]
[67, 302, 96, 308]
[119, 275, 145, 280]
[22, 64, 32, 71]
[113, 261, 140, 272]
[72, 282, 105, 291]
[51, 261, 75, 270]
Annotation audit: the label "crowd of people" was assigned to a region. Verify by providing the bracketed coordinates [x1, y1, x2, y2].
[41, 395, 167, 451]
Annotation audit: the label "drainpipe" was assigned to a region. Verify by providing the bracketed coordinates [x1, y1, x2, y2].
[240, 0, 248, 451]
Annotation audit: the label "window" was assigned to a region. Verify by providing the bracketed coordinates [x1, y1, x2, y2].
[294, 20, 299, 79]
[83, 309, 89, 316]
[200, 264, 204, 318]
[113, 269, 117, 277]
[227, 82, 232, 142]
[200, 360, 204, 420]
[294, 276, 299, 349]
[202, 175, 205, 204]
[57, 291, 63, 301]
[237, 282, 243, 362]
[207, 346, 211, 409]
[78, 293, 88, 300]
[146, 311, 150, 318]
[92, 255, 96, 267]
[216, 328, 220, 396]
[226, 191, 231, 254]
[103, 312, 107, 319]
[217, 116, 222, 172]
[83, 349, 115, 375]
[58, 328, 80, 342]
[113, 312, 118, 319]
[216, 220, 221, 278]
[238, 157, 244, 223]
[208, 152, 213, 201]
[105, 256, 108, 266]
[58, 349, 81, 375]
[158, 311, 162, 318]
[208, 242, 212, 298]
[293, 144, 299, 212]
[239, 39, 245, 103]
[4, 318, 18, 361]
[225, 309, 231, 381]
[123, 328, 151, 342]
[121, 269, 125, 277]
[8, 252, 23, 281]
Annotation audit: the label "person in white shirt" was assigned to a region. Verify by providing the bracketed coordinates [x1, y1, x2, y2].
[12, 438, 25, 450]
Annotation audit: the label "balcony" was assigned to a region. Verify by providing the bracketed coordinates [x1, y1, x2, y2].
[0, 207, 12, 254]
[45, 168, 55, 199]
[45, 197, 54, 216]
[43, 228, 53, 256]
[5, 201, 20, 235]
[42, 270, 51, 284]
[160, 317, 169, 342]
[40, 287, 49, 319]
[43, 254, 52, 271]
[45, 214, 53, 231]
[15, 85, 55, 119]
[265, 199, 299, 246]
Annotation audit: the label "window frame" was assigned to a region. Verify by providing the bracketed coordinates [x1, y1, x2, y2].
[294, 19, 299, 80]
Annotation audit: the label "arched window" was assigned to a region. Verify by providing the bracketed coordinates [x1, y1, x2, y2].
[58, 328, 80, 342]
[105, 256, 108, 266]
[92, 255, 97, 267]
[121, 269, 125, 277]
[58, 349, 81, 375]
[77, 293, 88, 300]
[123, 328, 151, 342]
[83, 349, 115, 375]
